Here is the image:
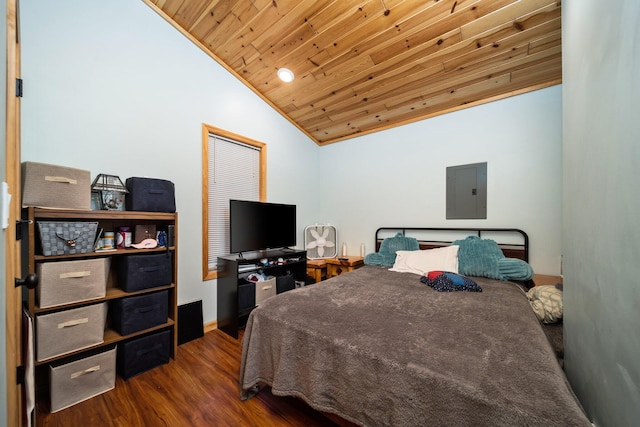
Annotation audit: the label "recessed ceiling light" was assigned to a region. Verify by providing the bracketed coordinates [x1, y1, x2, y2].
[277, 68, 294, 83]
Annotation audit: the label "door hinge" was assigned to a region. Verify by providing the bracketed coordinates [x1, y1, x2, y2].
[16, 365, 25, 385]
[16, 78, 23, 97]
[16, 219, 32, 241]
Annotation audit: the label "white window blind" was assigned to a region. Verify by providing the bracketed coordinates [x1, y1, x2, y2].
[208, 134, 260, 270]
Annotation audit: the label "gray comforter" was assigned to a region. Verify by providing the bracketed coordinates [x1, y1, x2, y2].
[240, 266, 590, 426]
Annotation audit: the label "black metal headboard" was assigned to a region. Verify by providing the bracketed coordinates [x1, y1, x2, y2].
[374, 227, 529, 262]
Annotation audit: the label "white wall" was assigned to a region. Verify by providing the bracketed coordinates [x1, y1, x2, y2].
[19, 0, 320, 324]
[318, 86, 563, 275]
[563, 1, 640, 426]
[19, 0, 564, 330]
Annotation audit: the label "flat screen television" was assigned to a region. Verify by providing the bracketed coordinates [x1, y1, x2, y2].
[229, 199, 296, 254]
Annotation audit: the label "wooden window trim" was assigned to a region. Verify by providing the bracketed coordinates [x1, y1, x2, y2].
[202, 124, 266, 281]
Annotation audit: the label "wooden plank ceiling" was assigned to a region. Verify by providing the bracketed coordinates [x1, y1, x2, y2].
[145, 0, 562, 145]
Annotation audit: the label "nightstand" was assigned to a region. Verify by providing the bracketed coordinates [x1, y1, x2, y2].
[533, 274, 563, 286]
[306, 259, 327, 284]
[325, 256, 364, 279]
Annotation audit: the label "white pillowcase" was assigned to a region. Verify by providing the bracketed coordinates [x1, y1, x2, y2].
[389, 245, 459, 275]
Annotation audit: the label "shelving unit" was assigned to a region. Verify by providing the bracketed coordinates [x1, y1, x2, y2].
[217, 249, 306, 338]
[22, 207, 178, 403]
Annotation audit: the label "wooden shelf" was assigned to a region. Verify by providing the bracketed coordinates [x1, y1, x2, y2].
[29, 207, 176, 221]
[32, 284, 175, 314]
[24, 207, 179, 402]
[34, 246, 176, 261]
[34, 320, 176, 366]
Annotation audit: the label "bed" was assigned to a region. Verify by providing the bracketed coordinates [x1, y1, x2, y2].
[239, 228, 589, 426]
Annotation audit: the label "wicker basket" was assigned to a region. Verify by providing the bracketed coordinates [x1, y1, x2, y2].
[37, 221, 98, 256]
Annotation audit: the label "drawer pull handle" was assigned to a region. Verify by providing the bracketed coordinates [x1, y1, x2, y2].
[60, 271, 91, 279]
[71, 364, 101, 379]
[45, 175, 77, 185]
[58, 317, 89, 329]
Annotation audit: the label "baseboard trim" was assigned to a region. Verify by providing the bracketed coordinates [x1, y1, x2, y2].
[204, 320, 217, 333]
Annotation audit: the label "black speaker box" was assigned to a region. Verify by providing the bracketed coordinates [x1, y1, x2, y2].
[177, 300, 204, 345]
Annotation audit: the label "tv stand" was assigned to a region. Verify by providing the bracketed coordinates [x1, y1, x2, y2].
[217, 249, 307, 338]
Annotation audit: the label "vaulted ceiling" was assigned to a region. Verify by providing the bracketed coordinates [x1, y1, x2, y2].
[144, 0, 562, 145]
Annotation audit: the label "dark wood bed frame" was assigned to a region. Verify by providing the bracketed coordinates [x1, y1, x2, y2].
[374, 227, 529, 262]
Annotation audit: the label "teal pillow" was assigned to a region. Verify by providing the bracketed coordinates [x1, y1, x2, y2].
[364, 233, 419, 267]
[498, 257, 534, 281]
[453, 236, 505, 280]
[364, 252, 397, 267]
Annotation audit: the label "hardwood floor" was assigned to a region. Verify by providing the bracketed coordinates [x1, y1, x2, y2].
[35, 329, 341, 427]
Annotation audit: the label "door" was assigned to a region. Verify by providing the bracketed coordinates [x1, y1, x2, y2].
[5, 0, 23, 425]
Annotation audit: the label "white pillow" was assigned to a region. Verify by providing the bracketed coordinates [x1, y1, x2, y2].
[389, 245, 459, 275]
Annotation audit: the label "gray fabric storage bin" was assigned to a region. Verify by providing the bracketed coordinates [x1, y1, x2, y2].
[117, 330, 170, 380]
[255, 277, 276, 306]
[49, 347, 116, 412]
[37, 221, 98, 256]
[111, 290, 169, 336]
[22, 161, 91, 210]
[276, 273, 295, 294]
[36, 258, 110, 309]
[36, 302, 107, 362]
[115, 252, 173, 292]
[238, 282, 255, 313]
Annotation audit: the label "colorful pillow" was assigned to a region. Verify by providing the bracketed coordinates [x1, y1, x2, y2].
[364, 232, 419, 267]
[420, 271, 482, 292]
[527, 285, 563, 323]
[389, 246, 459, 275]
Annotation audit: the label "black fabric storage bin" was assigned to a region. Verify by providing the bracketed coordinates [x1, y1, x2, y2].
[276, 274, 295, 294]
[125, 177, 175, 212]
[117, 330, 170, 380]
[116, 253, 172, 292]
[111, 290, 169, 336]
[238, 282, 255, 313]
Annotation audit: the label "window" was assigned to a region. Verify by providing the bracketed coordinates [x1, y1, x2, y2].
[202, 124, 266, 280]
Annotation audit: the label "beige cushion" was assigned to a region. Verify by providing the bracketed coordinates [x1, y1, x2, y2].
[527, 285, 563, 323]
